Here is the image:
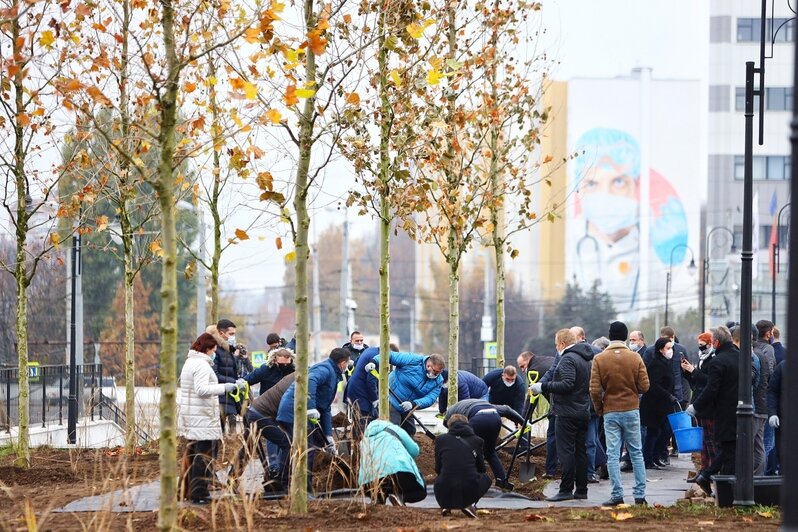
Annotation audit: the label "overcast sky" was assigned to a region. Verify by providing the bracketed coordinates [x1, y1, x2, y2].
[219, 0, 711, 294]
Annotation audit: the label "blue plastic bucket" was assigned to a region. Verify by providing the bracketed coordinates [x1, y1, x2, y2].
[667, 411, 692, 431]
[673, 427, 703, 453]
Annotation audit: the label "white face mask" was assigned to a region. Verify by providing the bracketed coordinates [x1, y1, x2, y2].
[503, 380, 514, 387]
[427, 371, 437, 379]
[628, 341, 639, 350]
[581, 192, 638, 235]
[227, 336, 236, 347]
[663, 349, 674, 360]
[352, 343, 364, 351]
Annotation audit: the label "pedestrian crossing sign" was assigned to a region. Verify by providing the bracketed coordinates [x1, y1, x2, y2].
[484, 342, 497, 360]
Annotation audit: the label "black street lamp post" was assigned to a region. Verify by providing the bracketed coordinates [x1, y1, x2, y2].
[701, 226, 736, 332]
[782, 24, 798, 525]
[664, 244, 696, 326]
[67, 224, 81, 444]
[771, 202, 790, 324]
[734, 60, 756, 507]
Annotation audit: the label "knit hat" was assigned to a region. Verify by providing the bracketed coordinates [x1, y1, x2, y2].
[608, 321, 628, 341]
[329, 347, 351, 363]
[697, 332, 712, 345]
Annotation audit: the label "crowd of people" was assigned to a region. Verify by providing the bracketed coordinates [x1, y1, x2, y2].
[174, 317, 785, 512]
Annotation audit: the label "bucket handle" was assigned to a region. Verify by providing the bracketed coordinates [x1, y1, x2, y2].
[672, 400, 683, 412]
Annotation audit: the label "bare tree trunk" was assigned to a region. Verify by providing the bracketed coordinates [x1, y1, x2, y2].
[156, 0, 180, 526]
[122, 211, 137, 454]
[288, 0, 317, 513]
[12, 8, 30, 467]
[445, 0, 459, 409]
[208, 57, 222, 323]
[446, 250, 459, 409]
[376, 3, 390, 419]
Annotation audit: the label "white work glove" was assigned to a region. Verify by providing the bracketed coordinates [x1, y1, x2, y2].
[769, 415, 780, 428]
[686, 404, 696, 417]
[372, 400, 380, 411]
[235, 378, 247, 391]
[307, 408, 320, 421]
[223, 383, 237, 393]
[400, 401, 414, 412]
[325, 435, 338, 456]
[365, 362, 376, 373]
[530, 383, 543, 395]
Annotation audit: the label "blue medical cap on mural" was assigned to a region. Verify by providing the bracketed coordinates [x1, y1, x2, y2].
[572, 127, 641, 181]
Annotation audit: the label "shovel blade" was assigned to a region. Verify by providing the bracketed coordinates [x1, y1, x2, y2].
[519, 462, 536, 483]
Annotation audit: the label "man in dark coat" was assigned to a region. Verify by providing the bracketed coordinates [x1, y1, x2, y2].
[343, 344, 398, 438]
[438, 370, 489, 413]
[433, 414, 491, 517]
[688, 326, 740, 495]
[342, 330, 369, 371]
[531, 329, 594, 502]
[753, 320, 776, 475]
[483, 366, 526, 415]
[208, 319, 245, 433]
[766, 359, 783, 475]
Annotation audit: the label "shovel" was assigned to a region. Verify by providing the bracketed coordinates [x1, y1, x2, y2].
[504, 370, 542, 489]
[369, 369, 436, 440]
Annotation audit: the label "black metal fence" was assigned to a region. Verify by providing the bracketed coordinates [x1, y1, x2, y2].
[0, 363, 107, 432]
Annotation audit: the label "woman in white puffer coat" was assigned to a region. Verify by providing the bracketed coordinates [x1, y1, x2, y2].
[179, 332, 244, 504]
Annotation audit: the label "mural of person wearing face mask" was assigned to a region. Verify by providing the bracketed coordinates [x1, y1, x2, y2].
[570, 128, 689, 313]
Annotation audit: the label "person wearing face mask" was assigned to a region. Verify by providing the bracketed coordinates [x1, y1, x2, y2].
[179, 333, 247, 504]
[342, 330, 369, 367]
[627, 330, 646, 355]
[680, 332, 716, 471]
[639, 337, 675, 470]
[482, 366, 526, 415]
[244, 348, 296, 396]
[753, 320, 776, 476]
[371, 351, 445, 437]
[207, 319, 247, 434]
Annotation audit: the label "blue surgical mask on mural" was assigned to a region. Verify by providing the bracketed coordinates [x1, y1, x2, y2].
[581, 192, 638, 235]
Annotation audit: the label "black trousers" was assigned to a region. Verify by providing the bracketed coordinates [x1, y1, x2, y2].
[703, 439, 736, 477]
[555, 415, 588, 496]
[186, 439, 218, 501]
[469, 411, 505, 481]
[371, 471, 427, 504]
[434, 473, 491, 509]
[389, 405, 417, 437]
[546, 414, 558, 475]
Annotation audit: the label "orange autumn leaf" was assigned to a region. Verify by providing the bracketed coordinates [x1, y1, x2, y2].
[17, 113, 29, 126]
[307, 29, 327, 55]
[345, 92, 360, 105]
[183, 81, 196, 93]
[275, 236, 282, 250]
[235, 228, 250, 241]
[285, 84, 298, 106]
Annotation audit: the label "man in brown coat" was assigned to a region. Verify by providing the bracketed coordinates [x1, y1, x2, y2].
[590, 321, 650, 506]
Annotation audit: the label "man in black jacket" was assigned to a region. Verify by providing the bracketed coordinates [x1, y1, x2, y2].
[688, 326, 739, 495]
[208, 319, 246, 433]
[433, 414, 491, 518]
[483, 366, 526, 415]
[531, 328, 593, 502]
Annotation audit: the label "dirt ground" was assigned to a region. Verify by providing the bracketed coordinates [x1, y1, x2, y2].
[0, 440, 781, 531]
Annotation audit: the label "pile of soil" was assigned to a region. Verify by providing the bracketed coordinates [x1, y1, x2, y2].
[0, 444, 160, 520]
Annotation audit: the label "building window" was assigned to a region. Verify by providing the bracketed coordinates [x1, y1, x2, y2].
[766, 87, 793, 110]
[735, 87, 761, 111]
[734, 155, 790, 180]
[737, 17, 795, 43]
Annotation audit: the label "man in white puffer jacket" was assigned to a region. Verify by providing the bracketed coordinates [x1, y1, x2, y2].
[179, 332, 245, 504]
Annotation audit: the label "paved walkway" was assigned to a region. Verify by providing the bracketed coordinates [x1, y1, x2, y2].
[57, 453, 694, 513]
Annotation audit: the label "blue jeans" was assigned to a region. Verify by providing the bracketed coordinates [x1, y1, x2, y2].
[604, 410, 646, 500]
[764, 423, 777, 474]
[586, 414, 607, 477]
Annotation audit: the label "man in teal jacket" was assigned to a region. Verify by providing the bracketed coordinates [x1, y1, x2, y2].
[371, 351, 445, 436]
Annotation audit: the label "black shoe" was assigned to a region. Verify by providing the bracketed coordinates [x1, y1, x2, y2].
[620, 462, 633, 473]
[645, 463, 663, 470]
[387, 494, 404, 507]
[694, 473, 712, 496]
[542, 473, 556, 480]
[495, 478, 512, 490]
[191, 498, 211, 505]
[546, 492, 574, 502]
[598, 464, 609, 480]
[602, 497, 624, 506]
[661, 456, 671, 465]
[441, 509, 451, 517]
[635, 498, 648, 505]
[670, 447, 679, 457]
[653, 459, 668, 468]
[574, 492, 588, 500]
[462, 506, 477, 518]
[588, 475, 600, 484]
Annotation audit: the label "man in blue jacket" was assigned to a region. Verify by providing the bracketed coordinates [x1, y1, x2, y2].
[438, 369, 489, 413]
[344, 344, 399, 438]
[371, 351, 445, 436]
[483, 366, 526, 415]
[276, 347, 351, 490]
